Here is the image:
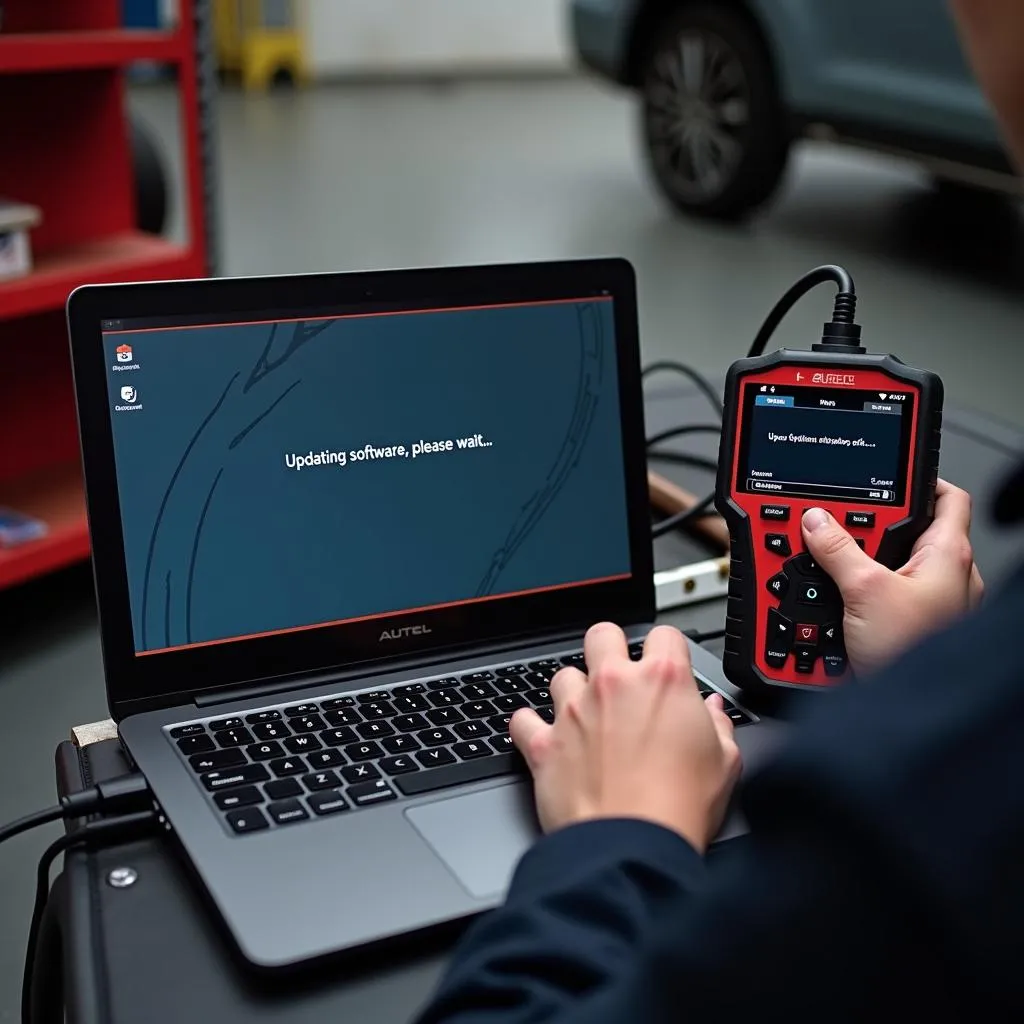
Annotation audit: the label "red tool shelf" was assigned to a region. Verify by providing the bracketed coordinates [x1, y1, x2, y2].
[0, 30, 185, 73]
[0, 0, 214, 591]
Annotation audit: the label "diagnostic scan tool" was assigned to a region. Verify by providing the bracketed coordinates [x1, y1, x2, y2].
[715, 268, 943, 693]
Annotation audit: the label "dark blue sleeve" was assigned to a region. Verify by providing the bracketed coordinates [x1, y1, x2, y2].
[415, 568, 1024, 1024]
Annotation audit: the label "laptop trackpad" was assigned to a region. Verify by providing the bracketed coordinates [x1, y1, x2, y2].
[405, 782, 540, 899]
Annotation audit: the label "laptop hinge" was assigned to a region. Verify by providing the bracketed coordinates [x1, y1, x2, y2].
[193, 627, 594, 710]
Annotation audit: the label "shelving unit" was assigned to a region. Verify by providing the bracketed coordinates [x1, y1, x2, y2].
[0, 0, 216, 591]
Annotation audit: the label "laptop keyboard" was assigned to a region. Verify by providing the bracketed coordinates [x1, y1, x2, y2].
[166, 643, 754, 836]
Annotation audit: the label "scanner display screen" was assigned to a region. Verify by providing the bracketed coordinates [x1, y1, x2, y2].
[737, 383, 914, 505]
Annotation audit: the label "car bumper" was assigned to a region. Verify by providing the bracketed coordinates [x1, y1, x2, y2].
[569, 0, 638, 84]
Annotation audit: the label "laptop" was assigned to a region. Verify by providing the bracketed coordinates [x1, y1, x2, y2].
[67, 258, 774, 970]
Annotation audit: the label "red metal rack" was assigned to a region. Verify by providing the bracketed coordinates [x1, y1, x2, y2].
[0, 0, 214, 590]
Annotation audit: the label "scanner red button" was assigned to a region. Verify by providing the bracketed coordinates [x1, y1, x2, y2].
[796, 624, 819, 645]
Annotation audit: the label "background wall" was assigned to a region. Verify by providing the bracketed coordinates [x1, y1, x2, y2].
[305, 0, 571, 77]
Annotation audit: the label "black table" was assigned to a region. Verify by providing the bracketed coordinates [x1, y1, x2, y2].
[45, 388, 1023, 1024]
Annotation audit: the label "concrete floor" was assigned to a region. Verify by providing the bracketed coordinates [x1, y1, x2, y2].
[2, 77, 1023, 1014]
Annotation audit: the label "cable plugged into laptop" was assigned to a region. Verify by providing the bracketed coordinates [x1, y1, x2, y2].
[0, 773, 153, 846]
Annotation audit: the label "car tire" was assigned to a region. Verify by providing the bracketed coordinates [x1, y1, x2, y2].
[638, 3, 791, 220]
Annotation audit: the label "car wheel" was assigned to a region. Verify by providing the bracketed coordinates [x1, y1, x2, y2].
[639, 3, 791, 219]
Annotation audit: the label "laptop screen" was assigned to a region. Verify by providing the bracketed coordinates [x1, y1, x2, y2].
[100, 296, 632, 657]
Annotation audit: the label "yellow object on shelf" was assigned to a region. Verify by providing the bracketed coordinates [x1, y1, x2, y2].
[213, 0, 308, 91]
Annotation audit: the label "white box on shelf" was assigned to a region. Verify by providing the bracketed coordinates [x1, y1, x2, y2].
[0, 199, 42, 281]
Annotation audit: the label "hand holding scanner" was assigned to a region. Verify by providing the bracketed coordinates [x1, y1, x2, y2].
[715, 268, 943, 693]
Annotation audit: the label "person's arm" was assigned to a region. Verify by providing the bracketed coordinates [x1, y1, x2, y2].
[419, 567, 1024, 1023]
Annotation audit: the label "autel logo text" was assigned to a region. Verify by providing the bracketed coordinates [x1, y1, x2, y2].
[811, 372, 857, 386]
[379, 625, 433, 641]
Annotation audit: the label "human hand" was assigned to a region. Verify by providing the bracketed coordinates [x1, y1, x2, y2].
[509, 623, 742, 853]
[801, 479, 984, 675]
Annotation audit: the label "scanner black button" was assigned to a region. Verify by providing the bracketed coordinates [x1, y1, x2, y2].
[821, 622, 841, 647]
[845, 511, 875, 528]
[767, 608, 794, 651]
[760, 504, 790, 521]
[823, 652, 849, 677]
[765, 533, 791, 556]
[798, 582, 827, 605]
[794, 647, 818, 674]
[766, 572, 789, 600]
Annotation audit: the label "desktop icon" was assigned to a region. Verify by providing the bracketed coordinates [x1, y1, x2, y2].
[120, 386, 137, 403]
[116, 344, 133, 362]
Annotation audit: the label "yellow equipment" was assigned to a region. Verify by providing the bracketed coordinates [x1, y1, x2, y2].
[213, 0, 308, 91]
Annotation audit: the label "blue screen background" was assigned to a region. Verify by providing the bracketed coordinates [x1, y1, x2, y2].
[103, 299, 631, 653]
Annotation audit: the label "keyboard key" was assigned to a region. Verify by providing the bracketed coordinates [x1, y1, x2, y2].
[269, 757, 306, 777]
[320, 726, 358, 747]
[265, 778, 303, 801]
[357, 691, 391, 704]
[490, 734, 515, 753]
[488, 714, 513, 733]
[392, 683, 426, 695]
[291, 714, 325, 734]
[495, 664, 529, 677]
[284, 703, 320, 718]
[324, 707, 362, 727]
[357, 720, 395, 740]
[246, 741, 284, 761]
[527, 659, 560, 673]
[493, 677, 529, 694]
[201, 764, 270, 792]
[348, 779, 397, 807]
[393, 713, 429, 733]
[380, 755, 419, 775]
[226, 808, 268, 834]
[361, 700, 396, 720]
[303, 770, 341, 791]
[320, 696, 356, 709]
[215, 786, 263, 811]
[398, 752, 523, 796]
[307, 748, 347, 769]
[189, 749, 245, 773]
[415, 747, 457, 768]
[426, 707, 464, 726]
[538, 706, 555, 724]
[460, 681, 496, 700]
[454, 720, 491, 741]
[520, 672, 551, 688]
[560, 652, 586, 668]
[209, 717, 245, 731]
[170, 723, 205, 738]
[341, 762, 381, 784]
[177, 734, 215, 755]
[392, 694, 430, 713]
[453, 740, 491, 760]
[308, 789, 349, 816]
[427, 677, 459, 690]
[284, 734, 321, 754]
[460, 670, 495, 684]
[628, 642, 644, 661]
[214, 727, 254, 748]
[527, 689, 552, 707]
[268, 799, 309, 825]
[492, 694, 528, 713]
[428, 688, 464, 708]
[419, 727, 455, 747]
[245, 710, 282, 725]
[381, 733, 420, 754]
[343, 741, 383, 762]
[462, 700, 497, 719]
[252, 721, 290, 742]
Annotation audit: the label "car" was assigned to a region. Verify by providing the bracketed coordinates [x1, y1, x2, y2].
[570, 0, 1019, 219]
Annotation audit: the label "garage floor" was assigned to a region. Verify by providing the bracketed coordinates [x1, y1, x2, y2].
[1, 77, 1023, 1015]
